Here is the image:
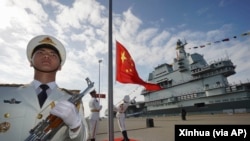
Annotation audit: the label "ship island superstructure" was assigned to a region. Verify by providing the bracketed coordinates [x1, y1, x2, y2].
[126, 39, 250, 117]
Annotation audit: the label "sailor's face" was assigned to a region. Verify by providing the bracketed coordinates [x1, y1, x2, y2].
[91, 93, 97, 97]
[31, 48, 61, 72]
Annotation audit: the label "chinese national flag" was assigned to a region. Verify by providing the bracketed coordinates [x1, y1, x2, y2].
[116, 41, 162, 91]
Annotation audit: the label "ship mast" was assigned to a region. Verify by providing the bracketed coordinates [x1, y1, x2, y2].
[176, 39, 187, 59]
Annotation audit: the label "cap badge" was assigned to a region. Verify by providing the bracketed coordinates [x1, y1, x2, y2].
[39, 37, 56, 46]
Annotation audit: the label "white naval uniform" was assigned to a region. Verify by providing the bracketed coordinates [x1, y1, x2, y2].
[0, 82, 88, 141]
[114, 101, 130, 132]
[88, 97, 102, 139]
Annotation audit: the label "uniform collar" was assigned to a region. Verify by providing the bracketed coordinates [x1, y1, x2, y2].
[32, 80, 57, 90]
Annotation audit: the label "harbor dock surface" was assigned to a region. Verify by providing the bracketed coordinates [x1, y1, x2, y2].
[95, 113, 250, 141]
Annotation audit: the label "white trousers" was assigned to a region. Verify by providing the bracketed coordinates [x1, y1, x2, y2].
[117, 116, 126, 131]
[89, 118, 99, 139]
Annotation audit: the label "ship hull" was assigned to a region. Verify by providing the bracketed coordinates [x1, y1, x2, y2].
[127, 83, 250, 117]
[145, 99, 250, 116]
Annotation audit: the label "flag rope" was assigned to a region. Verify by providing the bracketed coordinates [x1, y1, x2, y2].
[114, 86, 140, 106]
[187, 31, 250, 50]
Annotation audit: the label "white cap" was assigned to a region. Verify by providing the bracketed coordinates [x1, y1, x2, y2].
[123, 95, 130, 103]
[26, 35, 66, 66]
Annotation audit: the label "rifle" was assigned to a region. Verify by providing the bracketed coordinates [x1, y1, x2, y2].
[25, 77, 94, 141]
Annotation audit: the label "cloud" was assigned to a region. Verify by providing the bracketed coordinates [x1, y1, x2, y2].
[114, 8, 142, 41]
[0, 0, 250, 117]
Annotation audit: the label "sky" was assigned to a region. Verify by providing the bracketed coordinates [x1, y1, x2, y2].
[0, 0, 250, 117]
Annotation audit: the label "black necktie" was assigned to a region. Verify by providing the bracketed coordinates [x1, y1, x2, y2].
[38, 84, 49, 108]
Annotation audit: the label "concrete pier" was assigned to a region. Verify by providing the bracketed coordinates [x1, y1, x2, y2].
[95, 113, 250, 141]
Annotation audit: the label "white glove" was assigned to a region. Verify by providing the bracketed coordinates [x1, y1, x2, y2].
[50, 101, 81, 129]
[131, 96, 136, 104]
[113, 105, 118, 112]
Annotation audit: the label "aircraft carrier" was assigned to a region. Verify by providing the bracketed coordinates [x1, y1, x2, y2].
[126, 39, 250, 117]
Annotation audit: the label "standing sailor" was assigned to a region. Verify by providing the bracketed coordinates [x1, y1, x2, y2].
[88, 90, 102, 141]
[181, 108, 187, 120]
[0, 35, 88, 141]
[114, 95, 136, 141]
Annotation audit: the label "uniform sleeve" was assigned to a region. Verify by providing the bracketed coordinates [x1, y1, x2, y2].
[117, 103, 126, 113]
[63, 103, 88, 141]
[68, 124, 82, 139]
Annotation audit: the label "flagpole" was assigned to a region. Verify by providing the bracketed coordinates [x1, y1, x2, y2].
[98, 59, 102, 101]
[108, 0, 114, 141]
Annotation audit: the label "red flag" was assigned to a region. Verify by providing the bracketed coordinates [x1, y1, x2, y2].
[116, 41, 162, 91]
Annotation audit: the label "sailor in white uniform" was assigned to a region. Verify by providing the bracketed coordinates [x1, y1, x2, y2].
[114, 95, 136, 141]
[88, 90, 102, 141]
[0, 35, 89, 141]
